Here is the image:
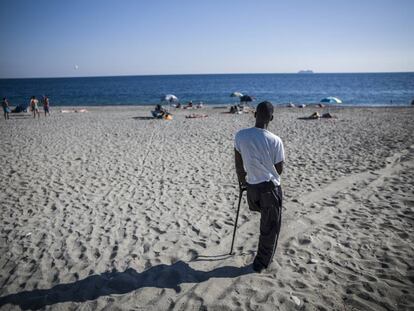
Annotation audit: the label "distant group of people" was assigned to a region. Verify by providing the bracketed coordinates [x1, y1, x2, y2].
[229, 104, 244, 114]
[229, 103, 252, 114]
[30, 96, 50, 119]
[152, 104, 167, 118]
[152, 104, 172, 120]
[304, 111, 335, 119]
[173, 101, 203, 109]
[152, 101, 204, 120]
[2, 96, 50, 120]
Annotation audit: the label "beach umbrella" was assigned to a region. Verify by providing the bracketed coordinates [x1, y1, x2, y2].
[321, 97, 342, 114]
[230, 92, 244, 106]
[230, 92, 243, 97]
[162, 94, 178, 103]
[320, 97, 342, 104]
[239, 95, 253, 103]
[240, 95, 254, 106]
[239, 95, 254, 110]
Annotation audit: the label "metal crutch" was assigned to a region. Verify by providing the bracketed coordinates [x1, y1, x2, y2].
[229, 186, 246, 255]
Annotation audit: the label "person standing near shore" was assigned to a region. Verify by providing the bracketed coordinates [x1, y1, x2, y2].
[43, 95, 50, 116]
[2, 97, 11, 120]
[30, 96, 40, 119]
[234, 101, 285, 273]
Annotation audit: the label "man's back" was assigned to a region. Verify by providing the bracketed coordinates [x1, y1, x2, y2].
[235, 127, 284, 186]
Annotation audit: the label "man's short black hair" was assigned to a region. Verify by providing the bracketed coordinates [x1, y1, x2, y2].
[256, 101, 274, 122]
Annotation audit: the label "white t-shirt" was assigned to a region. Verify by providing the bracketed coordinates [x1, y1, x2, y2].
[234, 127, 285, 186]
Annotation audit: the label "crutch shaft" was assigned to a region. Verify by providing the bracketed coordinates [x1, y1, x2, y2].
[230, 189, 244, 255]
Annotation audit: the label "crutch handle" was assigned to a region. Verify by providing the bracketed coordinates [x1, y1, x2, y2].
[239, 181, 247, 193]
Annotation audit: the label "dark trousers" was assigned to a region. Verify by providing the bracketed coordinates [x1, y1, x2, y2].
[247, 181, 282, 268]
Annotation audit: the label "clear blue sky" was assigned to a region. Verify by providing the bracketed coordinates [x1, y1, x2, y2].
[1, 0, 413, 78]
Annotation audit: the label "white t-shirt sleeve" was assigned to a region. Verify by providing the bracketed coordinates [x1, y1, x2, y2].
[234, 132, 241, 152]
[273, 138, 285, 164]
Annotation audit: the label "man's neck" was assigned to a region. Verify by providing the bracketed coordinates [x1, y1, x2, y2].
[255, 122, 268, 129]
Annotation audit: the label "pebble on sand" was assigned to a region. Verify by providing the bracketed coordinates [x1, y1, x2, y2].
[291, 295, 301, 306]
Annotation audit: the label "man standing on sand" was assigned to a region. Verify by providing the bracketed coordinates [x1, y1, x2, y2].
[43, 95, 50, 117]
[30, 96, 40, 119]
[234, 101, 285, 273]
[2, 97, 11, 120]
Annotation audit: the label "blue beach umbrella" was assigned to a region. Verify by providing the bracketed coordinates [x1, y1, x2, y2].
[320, 97, 342, 104]
[321, 96, 342, 114]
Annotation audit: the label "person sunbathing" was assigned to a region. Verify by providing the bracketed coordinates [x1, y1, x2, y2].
[151, 104, 166, 118]
[230, 105, 242, 114]
[321, 112, 336, 118]
[185, 114, 208, 119]
[308, 112, 320, 119]
[297, 112, 320, 120]
[183, 101, 193, 109]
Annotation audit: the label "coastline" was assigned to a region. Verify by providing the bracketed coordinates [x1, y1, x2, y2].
[2, 72, 413, 107]
[0, 106, 413, 310]
[5, 103, 414, 110]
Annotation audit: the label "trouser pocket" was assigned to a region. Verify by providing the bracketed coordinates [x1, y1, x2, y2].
[247, 188, 261, 212]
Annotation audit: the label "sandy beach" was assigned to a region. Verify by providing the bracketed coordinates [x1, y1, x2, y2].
[0, 106, 413, 310]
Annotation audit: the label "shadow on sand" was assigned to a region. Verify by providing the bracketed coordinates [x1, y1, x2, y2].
[297, 117, 320, 120]
[132, 116, 155, 120]
[0, 261, 253, 310]
[191, 253, 233, 262]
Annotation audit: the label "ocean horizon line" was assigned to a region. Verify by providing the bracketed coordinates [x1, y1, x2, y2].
[1, 71, 414, 80]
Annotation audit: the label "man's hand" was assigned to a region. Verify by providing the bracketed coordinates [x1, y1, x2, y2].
[239, 180, 247, 192]
[235, 149, 247, 191]
[275, 161, 283, 175]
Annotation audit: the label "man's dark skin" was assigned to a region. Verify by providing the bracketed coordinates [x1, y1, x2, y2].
[234, 109, 283, 188]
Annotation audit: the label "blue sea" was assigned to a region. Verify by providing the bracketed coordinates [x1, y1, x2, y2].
[1, 73, 413, 107]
